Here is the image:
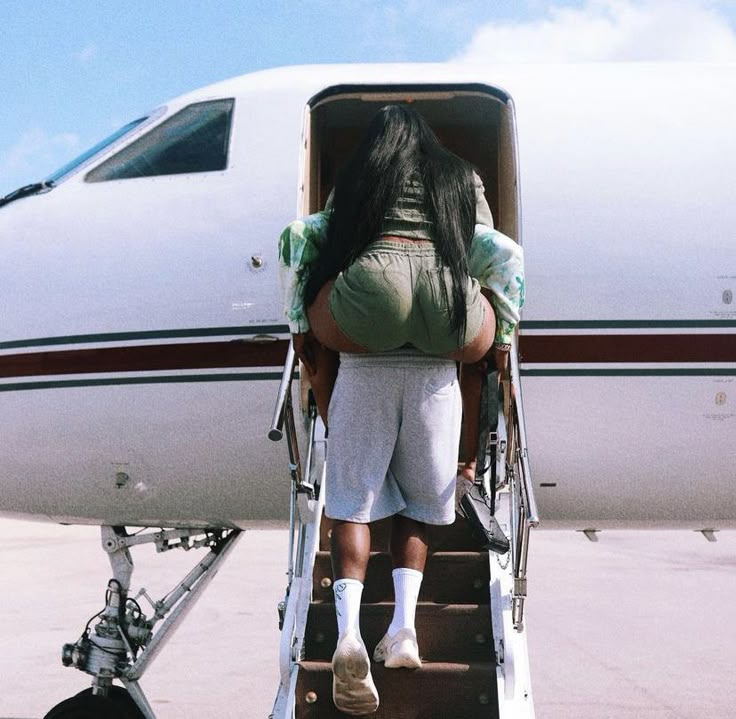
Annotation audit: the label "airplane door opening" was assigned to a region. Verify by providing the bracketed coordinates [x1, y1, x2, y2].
[302, 84, 521, 242]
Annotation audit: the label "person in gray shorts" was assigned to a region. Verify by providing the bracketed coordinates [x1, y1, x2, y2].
[279, 105, 522, 715]
[327, 352, 461, 527]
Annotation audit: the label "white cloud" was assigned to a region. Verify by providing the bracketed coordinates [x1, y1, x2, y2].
[453, 0, 736, 62]
[1, 129, 79, 187]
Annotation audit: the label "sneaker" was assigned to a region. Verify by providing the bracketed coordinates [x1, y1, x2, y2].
[373, 628, 422, 669]
[332, 633, 379, 715]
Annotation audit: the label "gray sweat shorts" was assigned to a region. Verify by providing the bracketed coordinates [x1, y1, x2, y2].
[325, 351, 462, 526]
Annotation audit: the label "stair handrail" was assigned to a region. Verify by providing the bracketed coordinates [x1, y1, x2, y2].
[509, 338, 539, 527]
[507, 338, 538, 631]
[267, 339, 328, 717]
[269, 341, 297, 442]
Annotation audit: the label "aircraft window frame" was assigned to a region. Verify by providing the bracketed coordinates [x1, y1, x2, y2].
[84, 99, 235, 183]
[45, 110, 165, 186]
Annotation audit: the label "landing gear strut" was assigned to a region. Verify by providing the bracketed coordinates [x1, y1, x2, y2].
[44, 525, 242, 719]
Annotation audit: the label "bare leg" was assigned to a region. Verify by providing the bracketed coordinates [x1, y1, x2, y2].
[390, 515, 428, 573]
[453, 289, 496, 480]
[331, 520, 371, 581]
[458, 360, 485, 481]
[304, 342, 339, 424]
[305, 280, 370, 424]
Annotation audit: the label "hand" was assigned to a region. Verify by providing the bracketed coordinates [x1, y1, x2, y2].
[292, 331, 318, 377]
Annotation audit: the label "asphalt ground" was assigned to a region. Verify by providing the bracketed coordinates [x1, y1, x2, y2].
[1, 520, 734, 719]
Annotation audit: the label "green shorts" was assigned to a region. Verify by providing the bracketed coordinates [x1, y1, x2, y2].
[328, 239, 485, 355]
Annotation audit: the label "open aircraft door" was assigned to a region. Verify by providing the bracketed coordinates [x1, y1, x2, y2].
[269, 84, 538, 719]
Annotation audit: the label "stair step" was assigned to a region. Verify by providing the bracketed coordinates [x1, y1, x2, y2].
[304, 602, 493, 662]
[313, 551, 490, 604]
[296, 660, 497, 719]
[320, 515, 484, 553]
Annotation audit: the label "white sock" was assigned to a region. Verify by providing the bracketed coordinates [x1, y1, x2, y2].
[333, 578, 364, 638]
[387, 567, 423, 636]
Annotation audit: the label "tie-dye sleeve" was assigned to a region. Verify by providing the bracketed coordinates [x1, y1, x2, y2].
[278, 211, 331, 333]
[467, 225, 525, 346]
[472, 172, 494, 229]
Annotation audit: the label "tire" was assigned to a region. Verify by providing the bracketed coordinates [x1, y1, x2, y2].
[44, 686, 145, 719]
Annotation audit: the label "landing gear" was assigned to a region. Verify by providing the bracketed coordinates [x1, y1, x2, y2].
[47, 525, 242, 719]
[44, 687, 144, 719]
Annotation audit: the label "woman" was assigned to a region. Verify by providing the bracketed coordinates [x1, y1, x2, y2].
[278, 105, 524, 715]
[279, 105, 524, 471]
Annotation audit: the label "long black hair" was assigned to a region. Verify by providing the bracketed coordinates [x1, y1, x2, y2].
[302, 104, 476, 337]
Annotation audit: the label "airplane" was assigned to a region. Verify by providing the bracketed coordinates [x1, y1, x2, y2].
[1, 61, 735, 719]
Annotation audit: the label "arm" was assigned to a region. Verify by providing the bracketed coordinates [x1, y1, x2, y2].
[467, 225, 525, 348]
[277, 210, 331, 334]
[472, 171, 494, 229]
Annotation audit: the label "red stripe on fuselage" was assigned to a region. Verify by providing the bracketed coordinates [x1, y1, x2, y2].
[0, 340, 290, 379]
[1, 333, 734, 380]
[519, 334, 736, 363]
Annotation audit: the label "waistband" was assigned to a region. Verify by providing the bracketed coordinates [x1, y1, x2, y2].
[365, 238, 439, 257]
[339, 349, 456, 369]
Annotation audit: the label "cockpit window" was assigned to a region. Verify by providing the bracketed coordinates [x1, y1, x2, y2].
[46, 117, 149, 184]
[85, 99, 235, 182]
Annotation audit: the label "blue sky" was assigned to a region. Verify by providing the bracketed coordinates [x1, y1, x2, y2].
[2, 0, 736, 196]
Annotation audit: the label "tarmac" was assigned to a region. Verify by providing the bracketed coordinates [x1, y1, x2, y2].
[1, 519, 734, 719]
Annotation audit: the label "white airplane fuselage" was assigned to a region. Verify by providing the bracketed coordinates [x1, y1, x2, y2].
[2, 62, 735, 530]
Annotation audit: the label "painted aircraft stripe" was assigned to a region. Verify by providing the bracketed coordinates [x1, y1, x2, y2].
[520, 368, 736, 377]
[0, 324, 291, 351]
[0, 333, 734, 382]
[3, 319, 734, 352]
[0, 372, 284, 393]
[519, 334, 736, 364]
[2, 321, 733, 352]
[1, 367, 731, 391]
[0, 339, 290, 380]
[522, 320, 736, 330]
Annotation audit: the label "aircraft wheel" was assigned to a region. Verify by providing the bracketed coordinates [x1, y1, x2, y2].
[44, 686, 145, 719]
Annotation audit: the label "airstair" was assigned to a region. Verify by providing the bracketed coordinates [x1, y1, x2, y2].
[269, 342, 538, 719]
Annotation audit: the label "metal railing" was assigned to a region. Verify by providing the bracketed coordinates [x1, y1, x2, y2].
[268, 340, 329, 719]
[268, 339, 322, 594]
[505, 341, 539, 631]
[269, 342, 315, 497]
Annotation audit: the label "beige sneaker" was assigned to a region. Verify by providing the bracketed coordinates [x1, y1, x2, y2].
[373, 628, 422, 669]
[332, 633, 379, 715]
